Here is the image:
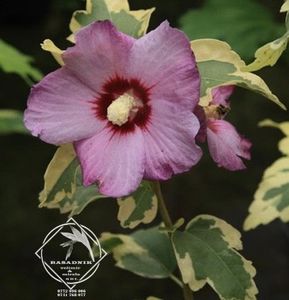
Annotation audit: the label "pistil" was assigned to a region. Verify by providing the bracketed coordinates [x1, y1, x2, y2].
[107, 93, 138, 126]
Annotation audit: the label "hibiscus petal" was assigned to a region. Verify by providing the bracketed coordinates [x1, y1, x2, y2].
[75, 127, 145, 197]
[143, 100, 202, 180]
[207, 119, 251, 171]
[63, 21, 135, 92]
[24, 68, 105, 145]
[128, 21, 200, 110]
[211, 85, 234, 107]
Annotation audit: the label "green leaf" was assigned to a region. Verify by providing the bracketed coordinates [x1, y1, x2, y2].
[39, 144, 106, 217]
[0, 110, 28, 135]
[100, 226, 177, 278]
[172, 215, 258, 300]
[191, 39, 285, 110]
[117, 181, 157, 229]
[69, 0, 155, 40]
[244, 120, 289, 230]
[180, 0, 284, 60]
[244, 1, 289, 72]
[0, 39, 42, 84]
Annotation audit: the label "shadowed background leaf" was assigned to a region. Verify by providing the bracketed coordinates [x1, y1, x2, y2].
[0, 39, 42, 85]
[180, 0, 284, 61]
[0, 110, 28, 135]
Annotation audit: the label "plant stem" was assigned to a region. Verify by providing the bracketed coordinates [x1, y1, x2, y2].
[153, 181, 173, 228]
[169, 274, 183, 288]
[152, 181, 194, 300]
[183, 284, 193, 300]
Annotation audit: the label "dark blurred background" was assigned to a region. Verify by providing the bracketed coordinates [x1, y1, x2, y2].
[1, 0, 289, 299]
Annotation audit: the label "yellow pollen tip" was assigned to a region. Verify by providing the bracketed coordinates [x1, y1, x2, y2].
[107, 94, 136, 126]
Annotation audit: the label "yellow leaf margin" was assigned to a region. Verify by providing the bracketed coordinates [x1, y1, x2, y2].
[191, 39, 285, 109]
[244, 119, 289, 230]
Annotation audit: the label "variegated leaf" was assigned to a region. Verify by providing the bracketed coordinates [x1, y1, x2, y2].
[100, 227, 177, 278]
[244, 119, 289, 230]
[244, 34, 289, 72]
[172, 215, 258, 300]
[41, 39, 64, 66]
[191, 39, 285, 109]
[68, 0, 155, 41]
[245, 1, 289, 72]
[117, 181, 157, 229]
[44, 0, 154, 64]
[39, 144, 106, 217]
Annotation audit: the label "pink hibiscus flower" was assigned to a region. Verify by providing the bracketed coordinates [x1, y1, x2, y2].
[24, 20, 202, 197]
[195, 86, 251, 171]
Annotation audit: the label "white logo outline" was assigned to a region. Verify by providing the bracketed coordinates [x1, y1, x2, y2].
[35, 218, 107, 290]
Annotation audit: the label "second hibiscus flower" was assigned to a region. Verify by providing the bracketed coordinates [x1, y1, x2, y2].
[195, 85, 252, 171]
[24, 20, 202, 197]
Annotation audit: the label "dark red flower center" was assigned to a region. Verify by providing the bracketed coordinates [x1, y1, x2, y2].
[92, 76, 151, 133]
